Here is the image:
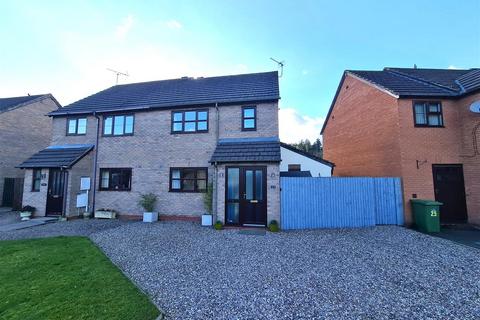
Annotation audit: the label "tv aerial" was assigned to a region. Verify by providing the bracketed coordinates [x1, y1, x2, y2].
[107, 68, 129, 85]
[270, 57, 285, 78]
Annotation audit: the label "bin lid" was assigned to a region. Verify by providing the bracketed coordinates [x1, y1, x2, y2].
[410, 199, 443, 205]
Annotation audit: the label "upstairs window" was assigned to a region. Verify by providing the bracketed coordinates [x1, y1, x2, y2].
[67, 118, 87, 135]
[103, 115, 134, 136]
[171, 110, 208, 133]
[413, 102, 443, 127]
[99, 168, 132, 191]
[242, 106, 256, 131]
[170, 167, 207, 192]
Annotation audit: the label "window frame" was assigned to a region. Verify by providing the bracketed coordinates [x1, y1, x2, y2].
[412, 101, 444, 128]
[169, 167, 208, 193]
[102, 114, 135, 136]
[242, 106, 257, 131]
[31, 169, 42, 192]
[66, 117, 88, 136]
[170, 109, 209, 134]
[98, 168, 132, 191]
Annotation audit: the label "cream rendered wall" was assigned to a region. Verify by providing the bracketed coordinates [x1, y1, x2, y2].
[280, 146, 332, 177]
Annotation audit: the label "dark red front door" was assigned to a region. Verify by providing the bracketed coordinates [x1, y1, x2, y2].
[46, 170, 66, 216]
[225, 166, 267, 227]
[432, 164, 468, 224]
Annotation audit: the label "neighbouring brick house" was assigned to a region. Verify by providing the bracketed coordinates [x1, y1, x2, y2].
[0, 94, 60, 209]
[19, 72, 282, 227]
[322, 67, 480, 225]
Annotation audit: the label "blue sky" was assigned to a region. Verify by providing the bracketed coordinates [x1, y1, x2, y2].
[1, 0, 479, 142]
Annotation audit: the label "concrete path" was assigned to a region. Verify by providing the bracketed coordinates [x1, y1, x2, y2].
[433, 225, 480, 249]
[0, 217, 57, 232]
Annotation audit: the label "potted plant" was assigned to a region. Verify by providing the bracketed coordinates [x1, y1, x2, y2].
[139, 193, 158, 223]
[268, 220, 279, 232]
[202, 183, 213, 226]
[214, 220, 223, 230]
[94, 208, 117, 219]
[20, 205, 36, 221]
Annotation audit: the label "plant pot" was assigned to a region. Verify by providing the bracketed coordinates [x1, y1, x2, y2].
[143, 212, 158, 223]
[201, 214, 213, 226]
[94, 210, 117, 219]
[20, 211, 32, 221]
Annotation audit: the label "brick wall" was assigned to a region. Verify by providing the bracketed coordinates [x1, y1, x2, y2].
[457, 93, 480, 224]
[50, 102, 279, 217]
[22, 168, 49, 216]
[65, 152, 93, 217]
[396, 98, 464, 223]
[323, 74, 402, 177]
[0, 97, 58, 205]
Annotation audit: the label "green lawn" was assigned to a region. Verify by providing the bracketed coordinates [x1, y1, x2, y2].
[0, 236, 160, 320]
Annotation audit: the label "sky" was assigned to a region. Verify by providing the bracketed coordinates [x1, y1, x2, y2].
[0, 0, 479, 143]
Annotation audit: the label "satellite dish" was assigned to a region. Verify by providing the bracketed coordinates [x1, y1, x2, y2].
[470, 100, 480, 113]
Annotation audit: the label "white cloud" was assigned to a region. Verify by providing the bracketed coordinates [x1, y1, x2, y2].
[302, 69, 309, 75]
[115, 14, 134, 39]
[165, 19, 182, 30]
[279, 108, 324, 143]
[448, 65, 460, 70]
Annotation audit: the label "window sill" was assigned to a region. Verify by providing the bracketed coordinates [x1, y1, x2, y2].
[98, 189, 131, 192]
[414, 125, 445, 128]
[170, 131, 209, 135]
[169, 189, 205, 193]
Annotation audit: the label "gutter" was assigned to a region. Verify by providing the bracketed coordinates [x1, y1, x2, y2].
[91, 112, 101, 214]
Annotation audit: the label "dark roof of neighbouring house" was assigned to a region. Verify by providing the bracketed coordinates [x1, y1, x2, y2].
[280, 142, 335, 167]
[0, 94, 61, 114]
[280, 171, 312, 177]
[321, 67, 480, 134]
[17, 144, 94, 169]
[348, 67, 480, 98]
[210, 137, 281, 163]
[49, 71, 280, 116]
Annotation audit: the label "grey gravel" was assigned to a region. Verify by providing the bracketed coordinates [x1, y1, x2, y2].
[87, 222, 480, 320]
[2, 219, 479, 319]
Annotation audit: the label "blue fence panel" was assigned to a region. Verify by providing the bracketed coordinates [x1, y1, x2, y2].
[281, 177, 404, 230]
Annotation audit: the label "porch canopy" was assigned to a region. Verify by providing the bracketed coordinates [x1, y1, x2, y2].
[210, 137, 281, 163]
[17, 144, 94, 169]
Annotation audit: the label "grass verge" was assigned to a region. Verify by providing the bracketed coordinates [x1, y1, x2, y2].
[0, 236, 160, 320]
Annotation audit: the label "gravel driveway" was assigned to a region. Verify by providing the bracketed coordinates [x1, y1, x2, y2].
[87, 222, 480, 320]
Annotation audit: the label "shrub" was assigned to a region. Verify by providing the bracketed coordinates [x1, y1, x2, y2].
[202, 182, 213, 214]
[21, 205, 36, 213]
[214, 220, 223, 230]
[138, 193, 157, 212]
[268, 220, 279, 232]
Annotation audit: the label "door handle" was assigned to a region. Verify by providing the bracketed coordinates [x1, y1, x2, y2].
[250, 200, 258, 203]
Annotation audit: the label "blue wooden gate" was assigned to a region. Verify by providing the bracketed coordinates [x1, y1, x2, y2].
[280, 177, 404, 230]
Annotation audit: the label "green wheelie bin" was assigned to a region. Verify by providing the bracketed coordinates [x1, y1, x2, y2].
[410, 199, 442, 233]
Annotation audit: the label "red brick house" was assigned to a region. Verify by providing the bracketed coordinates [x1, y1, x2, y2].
[321, 67, 480, 225]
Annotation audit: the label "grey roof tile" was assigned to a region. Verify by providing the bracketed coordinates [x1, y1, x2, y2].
[348, 67, 480, 97]
[210, 139, 281, 163]
[49, 71, 279, 116]
[0, 94, 45, 113]
[18, 144, 94, 168]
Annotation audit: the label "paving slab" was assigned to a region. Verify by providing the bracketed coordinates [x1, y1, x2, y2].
[0, 217, 57, 232]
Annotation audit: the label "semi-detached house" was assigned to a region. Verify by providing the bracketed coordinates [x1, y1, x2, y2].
[322, 67, 480, 225]
[18, 72, 282, 227]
